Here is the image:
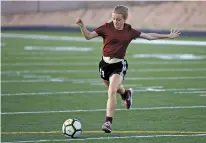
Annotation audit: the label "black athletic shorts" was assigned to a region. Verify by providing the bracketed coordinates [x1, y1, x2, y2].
[99, 58, 128, 82]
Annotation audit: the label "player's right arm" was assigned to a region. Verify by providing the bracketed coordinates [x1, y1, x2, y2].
[76, 17, 98, 40]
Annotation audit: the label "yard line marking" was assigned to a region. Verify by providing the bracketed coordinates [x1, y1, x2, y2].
[2, 68, 206, 74]
[24, 46, 93, 52]
[133, 54, 206, 60]
[2, 33, 206, 46]
[3, 54, 206, 61]
[1, 130, 206, 134]
[1, 76, 206, 83]
[2, 56, 101, 60]
[1, 106, 206, 115]
[90, 83, 142, 87]
[1, 63, 100, 66]
[2, 134, 206, 143]
[4, 51, 206, 56]
[3, 61, 206, 66]
[175, 91, 206, 94]
[2, 88, 206, 96]
[2, 57, 101, 60]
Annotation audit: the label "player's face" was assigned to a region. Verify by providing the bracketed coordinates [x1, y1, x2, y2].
[112, 13, 125, 30]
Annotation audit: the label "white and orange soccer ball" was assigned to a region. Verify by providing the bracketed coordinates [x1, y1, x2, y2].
[62, 118, 82, 138]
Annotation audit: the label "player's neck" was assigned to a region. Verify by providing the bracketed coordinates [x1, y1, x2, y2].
[114, 24, 124, 30]
[116, 26, 124, 30]
[112, 21, 124, 30]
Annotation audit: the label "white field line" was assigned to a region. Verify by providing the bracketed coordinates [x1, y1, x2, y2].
[2, 33, 206, 46]
[24, 46, 93, 52]
[89, 83, 143, 87]
[2, 68, 206, 75]
[2, 61, 206, 66]
[200, 95, 206, 96]
[2, 56, 101, 60]
[4, 51, 206, 56]
[1, 63, 101, 66]
[2, 88, 206, 96]
[2, 57, 102, 61]
[1, 76, 206, 83]
[2, 54, 206, 61]
[1, 106, 206, 115]
[2, 134, 206, 143]
[133, 54, 206, 60]
[175, 91, 206, 94]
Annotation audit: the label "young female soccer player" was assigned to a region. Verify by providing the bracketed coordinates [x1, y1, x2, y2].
[76, 5, 180, 133]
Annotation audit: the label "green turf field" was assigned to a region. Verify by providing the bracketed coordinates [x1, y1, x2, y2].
[1, 31, 206, 143]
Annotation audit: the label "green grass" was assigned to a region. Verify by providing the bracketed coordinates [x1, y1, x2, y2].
[1, 31, 206, 143]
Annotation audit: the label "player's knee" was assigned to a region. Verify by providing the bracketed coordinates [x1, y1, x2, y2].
[108, 86, 118, 97]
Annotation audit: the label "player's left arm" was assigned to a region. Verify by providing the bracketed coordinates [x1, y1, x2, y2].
[139, 29, 181, 40]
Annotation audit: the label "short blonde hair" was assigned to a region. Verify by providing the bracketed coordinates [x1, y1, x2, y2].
[113, 5, 129, 20]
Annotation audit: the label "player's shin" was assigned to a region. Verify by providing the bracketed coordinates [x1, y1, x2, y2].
[102, 74, 122, 133]
[102, 87, 117, 133]
[106, 87, 117, 118]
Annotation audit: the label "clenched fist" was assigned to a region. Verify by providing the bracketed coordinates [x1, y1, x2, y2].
[76, 17, 84, 27]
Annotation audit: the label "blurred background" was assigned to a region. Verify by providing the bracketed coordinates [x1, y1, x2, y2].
[1, 1, 206, 32]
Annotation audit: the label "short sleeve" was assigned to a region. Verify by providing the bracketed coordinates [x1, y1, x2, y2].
[131, 28, 141, 40]
[94, 24, 106, 38]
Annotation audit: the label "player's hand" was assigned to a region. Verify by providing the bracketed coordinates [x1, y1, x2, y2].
[76, 17, 84, 27]
[168, 29, 181, 39]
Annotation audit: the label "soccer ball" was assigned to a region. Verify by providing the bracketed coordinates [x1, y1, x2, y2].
[62, 118, 82, 138]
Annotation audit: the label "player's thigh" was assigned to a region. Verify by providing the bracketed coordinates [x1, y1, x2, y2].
[109, 74, 123, 92]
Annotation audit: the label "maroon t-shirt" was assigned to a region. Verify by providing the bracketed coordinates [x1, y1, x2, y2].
[94, 21, 141, 59]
